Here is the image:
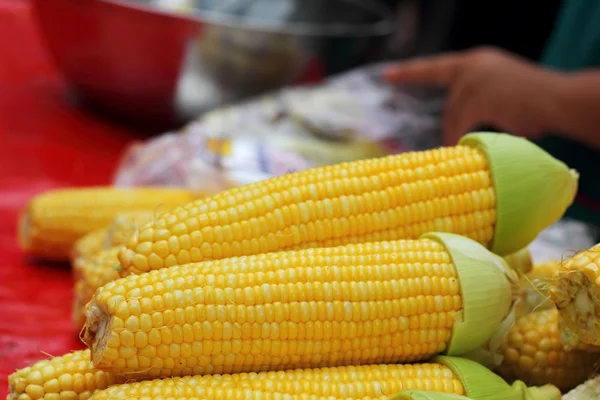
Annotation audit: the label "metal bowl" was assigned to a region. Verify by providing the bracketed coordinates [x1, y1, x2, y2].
[32, 0, 394, 130]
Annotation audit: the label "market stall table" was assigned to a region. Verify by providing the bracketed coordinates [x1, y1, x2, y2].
[0, 1, 144, 396]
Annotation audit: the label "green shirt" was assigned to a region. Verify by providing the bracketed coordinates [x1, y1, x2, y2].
[534, 0, 600, 230]
[541, 0, 600, 70]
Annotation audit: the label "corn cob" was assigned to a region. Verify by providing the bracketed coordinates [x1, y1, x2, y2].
[83, 233, 516, 378]
[18, 186, 198, 261]
[117, 132, 578, 275]
[72, 246, 122, 329]
[6, 349, 126, 400]
[563, 375, 600, 400]
[71, 228, 111, 261]
[549, 243, 600, 348]
[90, 356, 560, 400]
[91, 362, 463, 400]
[495, 308, 599, 391]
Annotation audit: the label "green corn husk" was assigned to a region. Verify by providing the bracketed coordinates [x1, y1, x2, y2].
[460, 132, 579, 256]
[389, 356, 561, 400]
[502, 247, 533, 274]
[425, 232, 517, 357]
[435, 356, 561, 400]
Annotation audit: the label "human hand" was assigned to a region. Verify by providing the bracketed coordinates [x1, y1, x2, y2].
[383, 47, 563, 145]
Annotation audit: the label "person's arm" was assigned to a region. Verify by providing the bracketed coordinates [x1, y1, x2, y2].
[384, 48, 600, 150]
[551, 71, 600, 150]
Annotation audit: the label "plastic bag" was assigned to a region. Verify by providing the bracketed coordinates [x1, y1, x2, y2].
[113, 62, 445, 191]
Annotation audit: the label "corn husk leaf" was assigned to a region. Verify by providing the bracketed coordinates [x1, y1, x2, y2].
[434, 356, 561, 400]
[503, 247, 533, 274]
[460, 132, 579, 256]
[424, 232, 514, 356]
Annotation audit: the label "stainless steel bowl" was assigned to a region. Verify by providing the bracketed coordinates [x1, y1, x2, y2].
[32, 0, 394, 130]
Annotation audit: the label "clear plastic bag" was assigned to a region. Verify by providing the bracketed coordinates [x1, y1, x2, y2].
[113, 62, 445, 191]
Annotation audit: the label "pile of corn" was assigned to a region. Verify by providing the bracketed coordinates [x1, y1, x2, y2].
[8, 132, 600, 400]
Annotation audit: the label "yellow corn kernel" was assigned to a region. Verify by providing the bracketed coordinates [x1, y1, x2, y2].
[71, 228, 111, 261]
[6, 349, 126, 400]
[72, 246, 122, 329]
[563, 374, 600, 400]
[118, 133, 578, 275]
[18, 186, 198, 261]
[82, 235, 515, 378]
[118, 145, 498, 274]
[495, 308, 598, 391]
[527, 259, 562, 281]
[549, 243, 600, 348]
[90, 362, 465, 400]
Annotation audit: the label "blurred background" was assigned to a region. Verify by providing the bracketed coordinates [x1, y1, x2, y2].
[24, 0, 566, 131]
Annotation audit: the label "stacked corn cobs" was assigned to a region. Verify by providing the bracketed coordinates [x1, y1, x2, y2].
[8, 132, 599, 400]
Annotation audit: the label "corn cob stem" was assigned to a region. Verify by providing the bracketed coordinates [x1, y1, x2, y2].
[7, 349, 126, 400]
[71, 210, 158, 263]
[18, 186, 198, 261]
[72, 246, 122, 329]
[105, 210, 157, 248]
[549, 243, 600, 348]
[118, 132, 578, 275]
[82, 233, 514, 378]
[89, 356, 559, 400]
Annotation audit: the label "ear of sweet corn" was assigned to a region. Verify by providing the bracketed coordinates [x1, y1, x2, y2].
[94, 362, 464, 400]
[495, 308, 599, 391]
[89, 356, 559, 400]
[549, 243, 600, 348]
[18, 186, 198, 261]
[90, 361, 465, 400]
[6, 349, 126, 400]
[82, 233, 514, 378]
[563, 375, 600, 400]
[72, 246, 122, 329]
[117, 132, 578, 275]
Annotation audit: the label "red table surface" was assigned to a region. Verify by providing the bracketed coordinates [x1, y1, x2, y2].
[0, 1, 145, 396]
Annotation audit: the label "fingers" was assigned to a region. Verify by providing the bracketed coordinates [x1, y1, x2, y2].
[382, 53, 466, 86]
[442, 82, 482, 145]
